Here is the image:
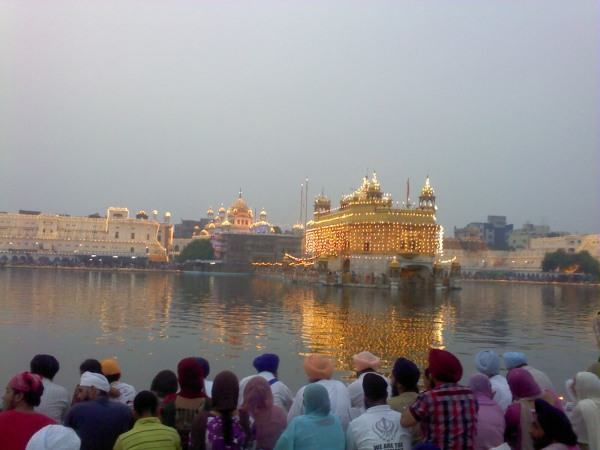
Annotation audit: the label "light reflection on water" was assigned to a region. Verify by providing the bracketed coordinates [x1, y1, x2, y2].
[0, 268, 599, 394]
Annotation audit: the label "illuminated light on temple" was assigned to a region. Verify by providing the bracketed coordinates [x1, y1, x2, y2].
[304, 174, 443, 279]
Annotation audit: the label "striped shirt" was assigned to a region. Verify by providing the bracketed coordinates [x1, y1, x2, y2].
[409, 383, 478, 450]
[113, 417, 181, 450]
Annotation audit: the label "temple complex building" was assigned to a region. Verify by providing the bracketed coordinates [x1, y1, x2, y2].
[305, 173, 444, 285]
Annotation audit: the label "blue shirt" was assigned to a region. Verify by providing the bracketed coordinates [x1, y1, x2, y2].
[65, 396, 133, 450]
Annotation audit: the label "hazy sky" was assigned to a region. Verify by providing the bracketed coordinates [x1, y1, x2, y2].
[1, 0, 598, 233]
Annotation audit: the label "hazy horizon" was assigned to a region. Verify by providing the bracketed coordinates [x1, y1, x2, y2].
[2, 0, 598, 233]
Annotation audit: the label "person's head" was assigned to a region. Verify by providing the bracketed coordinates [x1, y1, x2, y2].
[531, 399, 577, 449]
[303, 354, 334, 382]
[133, 390, 159, 419]
[79, 359, 102, 375]
[150, 370, 178, 398]
[30, 354, 60, 381]
[362, 373, 388, 408]
[352, 351, 381, 376]
[253, 353, 279, 376]
[76, 371, 110, 402]
[391, 357, 420, 395]
[475, 350, 500, 377]
[468, 373, 494, 400]
[2, 372, 44, 411]
[507, 368, 541, 400]
[425, 349, 463, 387]
[25, 425, 81, 450]
[196, 357, 210, 378]
[503, 352, 528, 371]
[242, 376, 273, 417]
[303, 383, 330, 417]
[177, 357, 205, 398]
[100, 358, 121, 383]
[212, 371, 239, 412]
[574, 371, 600, 400]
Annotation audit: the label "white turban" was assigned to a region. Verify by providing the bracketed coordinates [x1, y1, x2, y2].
[79, 371, 110, 393]
[26, 425, 81, 450]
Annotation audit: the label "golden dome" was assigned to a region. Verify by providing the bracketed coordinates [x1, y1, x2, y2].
[218, 206, 226, 214]
[421, 177, 435, 197]
[259, 209, 267, 219]
[230, 197, 249, 213]
[221, 219, 232, 228]
[206, 222, 215, 230]
[207, 208, 214, 216]
[200, 230, 209, 236]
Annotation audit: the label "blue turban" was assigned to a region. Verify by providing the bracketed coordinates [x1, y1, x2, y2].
[475, 350, 500, 376]
[253, 353, 279, 374]
[503, 352, 527, 370]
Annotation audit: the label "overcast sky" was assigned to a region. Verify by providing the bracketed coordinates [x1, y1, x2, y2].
[1, 0, 598, 233]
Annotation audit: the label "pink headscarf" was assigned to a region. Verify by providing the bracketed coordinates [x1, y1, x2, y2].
[9, 372, 44, 395]
[242, 377, 287, 450]
[507, 368, 542, 400]
[469, 373, 494, 399]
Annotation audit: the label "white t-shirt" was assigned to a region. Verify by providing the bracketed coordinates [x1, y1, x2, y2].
[111, 381, 136, 407]
[346, 404, 412, 450]
[347, 372, 391, 419]
[35, 378, 70, 422]
[238, 371, 294, 412]
[288, 379, 352, 430]
[490, 374, 512, 412]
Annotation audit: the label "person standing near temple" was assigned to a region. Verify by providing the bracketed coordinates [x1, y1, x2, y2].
[239, 353, 293, 412]
[287, 354, 352, 430]
[468, 374, 505, 450]
[30, 354, 70, 423]
[401, 348, 478, 450]
[64, 371, 133, 450]
[475, 350, 512, 412]
[100, 358, 136, 408]
[346, 351, 389, 419]
[0, 372, 56, 450]
[346, 373, 411, 450]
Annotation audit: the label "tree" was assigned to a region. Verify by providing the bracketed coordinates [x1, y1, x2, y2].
[542, 249, 600, 277]
[177, 239, 215, 262]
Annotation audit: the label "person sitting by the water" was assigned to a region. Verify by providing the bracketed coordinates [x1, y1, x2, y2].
[197, 358, 213, 398]
[531, 399, 578, 450]
[287, 354, 352, 430]
[64, 371, 133, 450]
[468, 373, 505, 450]
[113, 390, 181, 450]
[26, 424, 81, 450]
[70, 358, 103, 405]
[475, 350, 512, 412]
[0, 372, 56, 450]
[568, 371, 600, 450]
[401, 348, 478, 450]
[274, 383, 345, 450]
[190, 371, 253, 450]
[101, 358, 136, 408]
[239, 353, 294, 412]
[346, 351, 390, 419]
[504, 368, 562, 450]
[30, 354, 70, 423]
[388, 356, 422, 444]
[503, 352, 555, 393]
[346, 373, 412, 450]
[241, 376, 287, 450]
[151, 369, 179, 411]
[162, 357, 210, 450]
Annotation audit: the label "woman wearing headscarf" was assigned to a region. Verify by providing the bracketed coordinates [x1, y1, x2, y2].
[531, 399, 578, 450]
[190, 371, 252, 450]
[151, 369, 179, 410]
[569, 371, 600, 450]
[504, 368, 561, 450]
[469, 373, 505, 450]
[274, 383, 345, 450]
[162, 358, 210, 450]
[475, 350, 512, 412]
[242, 376, 287, 450]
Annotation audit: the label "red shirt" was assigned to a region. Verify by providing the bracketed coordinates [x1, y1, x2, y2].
[0, 410, 56, 450]
[409, 383, 478, 450]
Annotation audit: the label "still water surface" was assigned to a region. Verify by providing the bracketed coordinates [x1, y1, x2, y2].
[0, 268, 599, 393]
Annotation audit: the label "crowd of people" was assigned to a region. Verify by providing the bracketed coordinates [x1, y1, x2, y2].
[0, 348, 599, 450]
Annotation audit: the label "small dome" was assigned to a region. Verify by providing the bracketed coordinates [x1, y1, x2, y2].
[207, 208, 214, 216]
[221, 219, 232, 228]
[421, 177, 435, 197]
[259, 209, 267, 219]
[200, 230, 209, 236]
[218, 206, 226, 214]
[164, 211, 171, 217]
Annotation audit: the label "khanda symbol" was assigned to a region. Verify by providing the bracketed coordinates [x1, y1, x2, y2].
[372, 417, 397, 441]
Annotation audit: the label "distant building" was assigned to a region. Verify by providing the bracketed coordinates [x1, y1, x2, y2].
[174, 219, 211, 239]
[454, 215, 513, 250]
[507, 223, 553, 250]
[217, 232, 302, 271]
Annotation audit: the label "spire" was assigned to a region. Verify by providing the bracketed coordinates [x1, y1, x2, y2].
[238, 188, 242, 198]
